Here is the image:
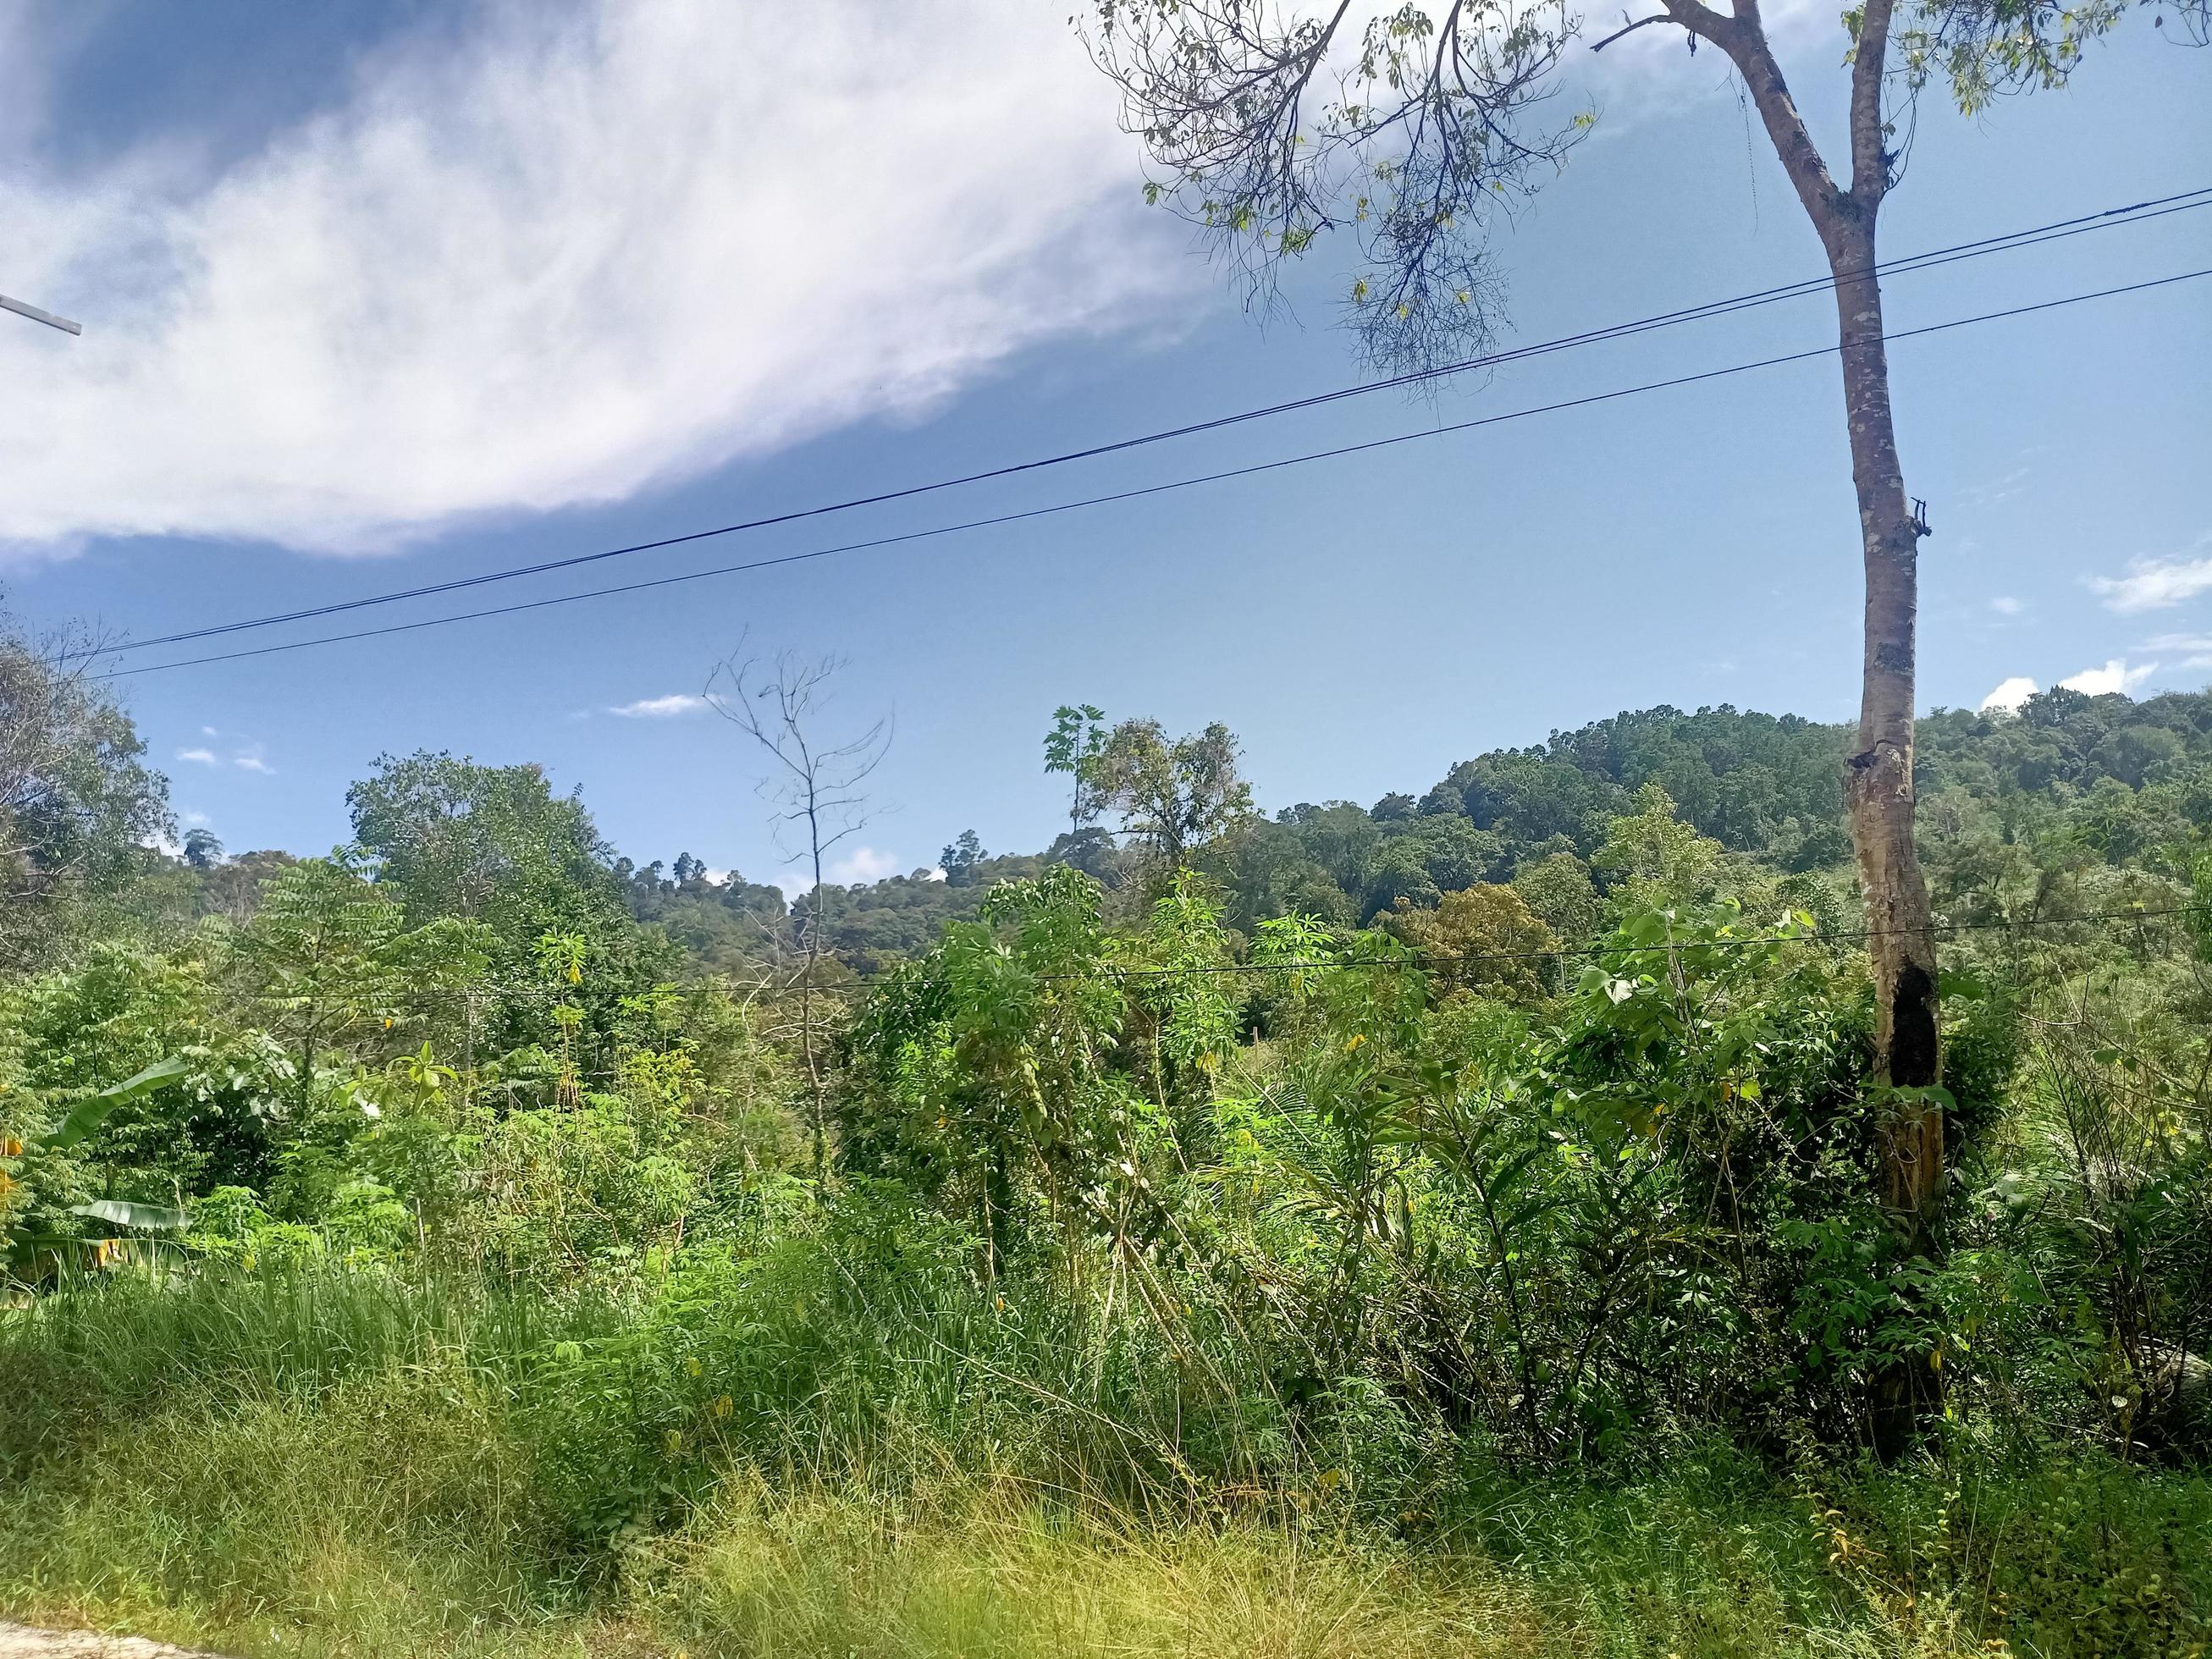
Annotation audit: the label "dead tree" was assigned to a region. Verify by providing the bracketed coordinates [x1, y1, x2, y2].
[707, 644, 891, 1180]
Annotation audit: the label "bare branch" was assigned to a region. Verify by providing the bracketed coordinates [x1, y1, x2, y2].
[704, 636, 891, 1179]
[1589, 11, 1676, 51]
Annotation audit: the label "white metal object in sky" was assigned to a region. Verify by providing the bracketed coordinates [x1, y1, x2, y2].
[0, 294, 82, 335]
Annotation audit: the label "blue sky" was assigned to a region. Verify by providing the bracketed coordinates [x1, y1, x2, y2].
[2, 1, 2206, 890]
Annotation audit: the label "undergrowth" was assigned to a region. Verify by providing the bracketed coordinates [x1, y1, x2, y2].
[4, 1269, 2207, 1658]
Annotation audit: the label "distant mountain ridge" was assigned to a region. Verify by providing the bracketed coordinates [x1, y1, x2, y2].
[630, 686, 2212, 971]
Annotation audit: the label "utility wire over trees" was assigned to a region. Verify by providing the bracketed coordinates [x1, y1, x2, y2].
[1081, 0, 2205, 1442]
[68, 189, 2209, 676]
[707, 643, 891, 1178]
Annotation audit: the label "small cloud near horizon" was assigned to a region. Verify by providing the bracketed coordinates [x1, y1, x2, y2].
[2060, 659, 2158, 697]
[774, 844, 902, 897]
[1980, 676, 2037, 713]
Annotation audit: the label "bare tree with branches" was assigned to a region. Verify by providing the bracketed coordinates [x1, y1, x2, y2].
[1082, 0, 2204, 1363]
[707, 644, 891, 1179]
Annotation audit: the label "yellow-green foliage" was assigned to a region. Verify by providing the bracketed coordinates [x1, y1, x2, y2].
[3, 1315, 2208, 1659]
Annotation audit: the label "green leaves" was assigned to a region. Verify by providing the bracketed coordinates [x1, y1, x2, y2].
[36, 1056, 190, 1153]
[66, 1197, 190, 1232]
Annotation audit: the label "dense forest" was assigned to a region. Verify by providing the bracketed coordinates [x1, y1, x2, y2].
[642, 685, 2212, 966]
[5, 611, 2212, 1656]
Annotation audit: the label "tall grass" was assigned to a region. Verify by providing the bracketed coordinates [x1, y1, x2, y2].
[4, 1265, 2209, 1657]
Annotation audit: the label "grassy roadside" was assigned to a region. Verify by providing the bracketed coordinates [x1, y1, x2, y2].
[3, 1276, 2206, 1658]
[5, 1364, 2207, 1657]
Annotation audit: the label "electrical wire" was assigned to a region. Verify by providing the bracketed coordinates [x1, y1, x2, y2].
[78, 185, 2212, 664]
[97, 263, 2212, 681]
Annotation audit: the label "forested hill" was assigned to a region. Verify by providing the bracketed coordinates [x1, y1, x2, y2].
[632, 685, 2210, 971]
[63, 680, 2212, 982]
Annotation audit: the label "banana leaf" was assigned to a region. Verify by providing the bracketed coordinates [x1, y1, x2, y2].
[38, 1058, 189, 1152]
[67, 1198, 190, 1232]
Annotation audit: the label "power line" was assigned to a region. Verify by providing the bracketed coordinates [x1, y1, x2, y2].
[79, 186, 2212, 665]
[99, 263, 2212, 681]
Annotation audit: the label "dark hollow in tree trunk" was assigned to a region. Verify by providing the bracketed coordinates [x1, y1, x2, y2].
[1694, 0, 1944, 1454]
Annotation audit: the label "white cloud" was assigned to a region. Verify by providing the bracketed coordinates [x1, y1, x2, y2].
[1989, 596, 2023, 616]
[2088, 533, 2212, 613]
[609, 693, 709, 719]
[829, 846, 900, 885]
[0, 3, 1188, 557]
[1980, 676, 2037, 714]
[772, 845, 900, 900]
[2059, 659, 2157, 697]
[181, 730, 275, 770]
[180, 809, 212, 827]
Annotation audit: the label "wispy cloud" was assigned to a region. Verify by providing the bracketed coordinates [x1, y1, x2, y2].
[0, 4, 1186, 559]
[2145, 633, 2212, 671]
[1980, 676, 2037, 714]
[1989, 596, 2023, 617]
[609, 693, 709, 719]
[2059, 659, 2157, 697]
[1960, 464, 2034, 510]
[2088, 532, 2212, 614]
[184, 729, 274, 772]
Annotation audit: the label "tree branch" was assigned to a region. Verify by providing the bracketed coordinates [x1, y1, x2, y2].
[1589, 11, 1676, 52]
[1692, 0, 1851, 229]
[1849, 0, 1899, 209]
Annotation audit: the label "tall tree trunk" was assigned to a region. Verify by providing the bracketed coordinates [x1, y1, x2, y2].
[1697, 0, 1944, 1451]
[1823, 212, 1944, 1234]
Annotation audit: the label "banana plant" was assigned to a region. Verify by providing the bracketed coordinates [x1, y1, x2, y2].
[3, 1058, 193, 1254]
